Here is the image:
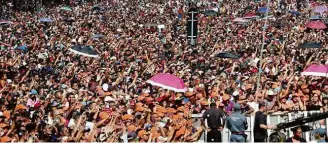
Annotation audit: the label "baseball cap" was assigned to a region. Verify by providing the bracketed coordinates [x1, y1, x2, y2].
[127, 132, 137, 140]
[232, 91, 239, 96]
[233, 103, 241, 111]
[102, 83, 109, 91]
[30, 89, 38, 95]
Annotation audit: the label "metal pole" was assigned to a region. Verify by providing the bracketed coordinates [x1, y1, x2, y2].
[191, 11, 195, 45]
[256, 0, 270, 91]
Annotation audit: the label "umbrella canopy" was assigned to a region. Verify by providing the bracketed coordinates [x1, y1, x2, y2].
[64, 18, 75, 22]
[305, 21, 327, 29]
[60, 6, 73, 11]
[233, 18, 249, 23]
[91, 34, 104, 39]
[290, 10, 301, 16]
[310, 15, 322, 20]
[146, 73, 186, 92]
[301, 65, 328, 77]
[243, 12, 259, 19]
[204, 10, 217, 16]
[298, 42, 322, 48]
[258, 15, 275, 20]
[257, 7, 269, 13]
[92, 5, 101, 11]
[16, 45, 28, 51]
[216, 52, 240, 59]
[0, 20, 10, 26]
[39, 18, 53, 23]
[69, 45, 99, 58]
[313, 6, 328, 13]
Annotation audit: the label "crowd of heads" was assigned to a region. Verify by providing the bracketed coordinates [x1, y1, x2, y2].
[0, 0, 328, 142]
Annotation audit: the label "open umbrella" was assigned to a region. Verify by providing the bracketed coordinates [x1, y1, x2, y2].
[305, 21, 327, 30]
[69, 45, 99, 58]
[310, 15, 322, 20]
[232, 18, 249, 23]
[313, 6, 328, 13]
[0, 20, 10, 26]
[243, 12, 259, 19]
[60, 6, 73, 11]
[16, 45, 28, 52]
[216, 52, 240, 59]
[91, 34, 104, 39]
[39, 18, 52, 23]
[146, 73, 186, 92]
[298, 42, 322, 48]
[301, 65, 328, 77]
[258, 15, 275, 21]
[257, 7, 269, 13]
[92, 5, 101, 11]
[204, 10, 217, 16]
[290, 10, 301, 16]
[64, 18, 75, 22]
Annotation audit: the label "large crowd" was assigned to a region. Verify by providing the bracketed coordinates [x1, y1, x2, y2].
[0, 0, 328, 142]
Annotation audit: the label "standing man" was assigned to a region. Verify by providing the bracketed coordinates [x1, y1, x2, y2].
[202, 102, 225, 142]
[226, 103, 248, 142]
[253, 101, 276, 142]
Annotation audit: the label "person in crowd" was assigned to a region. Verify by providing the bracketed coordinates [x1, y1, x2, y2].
[313, 128, 327, 143]
[226, 103, 248, 142]
[285, 126, 307, 143]
[237, 94, 254, 116]
[253, 101, 276, 142]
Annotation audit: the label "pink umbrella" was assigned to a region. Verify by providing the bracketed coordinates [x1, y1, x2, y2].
[243, 12, 259, 19]
[305, 21, 327, 30]
[313, 5, 328, 13]
[301, 65, 328, 77]
[233, 18, 249, 23]
[146, 73, 187, 92]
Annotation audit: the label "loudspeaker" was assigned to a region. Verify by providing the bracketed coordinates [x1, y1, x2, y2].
[186, 7, 198, 45]
[187, 18, 198, 38]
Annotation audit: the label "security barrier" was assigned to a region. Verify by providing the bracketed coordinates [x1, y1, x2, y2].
[194, 110, 328, 142]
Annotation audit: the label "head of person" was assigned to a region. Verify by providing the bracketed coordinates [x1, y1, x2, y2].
[233, 103, 241, 112]
[210, 103, 216, 108]
[258, 101, 267, 112]
[292, 127, 303, 139]
[322, 97, 328, 106]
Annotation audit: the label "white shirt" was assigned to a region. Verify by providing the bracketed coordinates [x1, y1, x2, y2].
[248, 102, 259, 113]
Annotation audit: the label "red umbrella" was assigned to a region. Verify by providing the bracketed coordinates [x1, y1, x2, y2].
[305, 21, 327, 30]
[243, 12, 259, 19]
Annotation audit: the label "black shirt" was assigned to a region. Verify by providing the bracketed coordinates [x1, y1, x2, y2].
[307, 104, 322, 111]
[253, 111, 267, 139]
[285, 137, 307, 142]
[202, 107, 225, 129]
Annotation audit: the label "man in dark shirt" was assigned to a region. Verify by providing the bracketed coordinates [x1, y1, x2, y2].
[285, 127, 307, 142]
[253, 101, 276, 142]
[202, 103, 225, 142]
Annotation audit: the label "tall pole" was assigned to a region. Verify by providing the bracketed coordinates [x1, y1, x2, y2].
[256, 0, 270, 91]
[191, 10, 195, 45]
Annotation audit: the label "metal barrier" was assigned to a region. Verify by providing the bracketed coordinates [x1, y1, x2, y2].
[194, 110, 328, 142]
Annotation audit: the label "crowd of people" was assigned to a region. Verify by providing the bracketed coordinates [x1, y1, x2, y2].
[0, 0, 328, 142]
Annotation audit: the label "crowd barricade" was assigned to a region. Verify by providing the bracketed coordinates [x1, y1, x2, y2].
[193, 110, 328, 143]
